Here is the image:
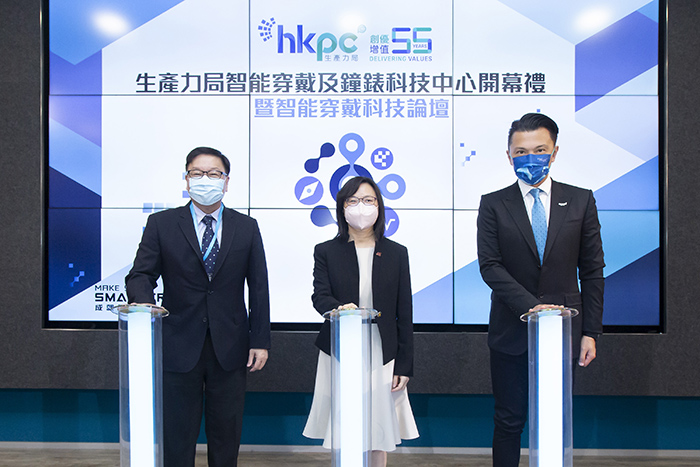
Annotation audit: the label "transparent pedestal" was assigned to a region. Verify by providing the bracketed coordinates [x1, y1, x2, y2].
[323, 307, 379, 467]
[520, 307, 578, 467]
[113, 304, 169, 467]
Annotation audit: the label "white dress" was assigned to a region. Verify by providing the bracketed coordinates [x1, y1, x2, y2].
[302, 246, 419, 451]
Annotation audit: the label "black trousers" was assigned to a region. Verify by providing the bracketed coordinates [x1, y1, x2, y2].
[490, 348, 529, 467]
[490, 347, 580, 467]
[163, 331, 247, 467]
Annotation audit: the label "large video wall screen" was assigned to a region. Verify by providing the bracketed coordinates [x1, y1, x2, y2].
[45, 0, 662, 328]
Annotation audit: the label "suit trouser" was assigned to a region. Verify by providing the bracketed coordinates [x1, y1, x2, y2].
[163, 330, 247, 467]
[490, 347, 581, 467]
[490, 348, 528, 467]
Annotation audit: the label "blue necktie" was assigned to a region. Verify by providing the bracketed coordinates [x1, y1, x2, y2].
[201, 215, 219, 279]
[529, 188, 547, 263]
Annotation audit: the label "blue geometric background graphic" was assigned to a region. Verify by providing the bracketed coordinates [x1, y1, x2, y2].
[46, 0, 661, 327]
[575, 11, 658, 111]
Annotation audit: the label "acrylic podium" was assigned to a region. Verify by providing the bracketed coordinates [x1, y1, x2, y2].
[113, 304, 169, 467]
[520, 307, 578, 467]
[322, 307, 378, 467]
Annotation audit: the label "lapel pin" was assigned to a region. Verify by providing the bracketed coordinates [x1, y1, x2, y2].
[559, 202, 568, 206]
[376, 252, 382, 257]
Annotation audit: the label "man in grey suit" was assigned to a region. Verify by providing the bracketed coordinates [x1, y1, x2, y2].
[477, 113, 604, 467]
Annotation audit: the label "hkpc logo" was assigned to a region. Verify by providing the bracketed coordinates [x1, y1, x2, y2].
[258, 18, 365, 61]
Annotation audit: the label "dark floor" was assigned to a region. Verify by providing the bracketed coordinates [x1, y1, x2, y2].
[0, 448, 699, 466]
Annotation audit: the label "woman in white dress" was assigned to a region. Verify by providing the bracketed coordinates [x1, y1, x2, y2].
[303, 176, 418, 466]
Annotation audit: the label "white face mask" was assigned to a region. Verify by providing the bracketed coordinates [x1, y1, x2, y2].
[188, 177, 225, 206]
[344, 204, 378, 231]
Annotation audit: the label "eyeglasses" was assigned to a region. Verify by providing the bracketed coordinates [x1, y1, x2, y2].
[187, 169, 228, 180]
[345, 196, 377, 206]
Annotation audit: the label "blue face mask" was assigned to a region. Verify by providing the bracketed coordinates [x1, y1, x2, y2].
[512, 153, 552, 186]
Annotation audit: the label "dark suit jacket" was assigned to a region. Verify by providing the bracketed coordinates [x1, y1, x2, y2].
[312, 236, 414, 377]
[125, 203, 271, 373]
[477, 180, 604, 357]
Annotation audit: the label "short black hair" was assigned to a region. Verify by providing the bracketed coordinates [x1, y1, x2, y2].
[185, 147, 231, 174]
[335, 176, 386, 241]
[507, 113, 559, 147]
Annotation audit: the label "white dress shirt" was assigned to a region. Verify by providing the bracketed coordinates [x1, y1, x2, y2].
[191, 203, 223, 249]
[517, 176, 552, 226]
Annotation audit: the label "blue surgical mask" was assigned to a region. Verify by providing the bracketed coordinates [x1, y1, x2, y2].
[188, 177, 226, 206]
[512, 153, 552, 186]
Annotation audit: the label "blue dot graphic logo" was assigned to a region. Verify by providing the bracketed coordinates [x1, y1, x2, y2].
[384, 207, 400, 237]
[258, 18, 276, 42]
[294, 176, 323, 205]
[377, 173, 406, 200]
[295, 132, 407, 237]
[371, 147, 394, 170]
[329, 164, 372, 200]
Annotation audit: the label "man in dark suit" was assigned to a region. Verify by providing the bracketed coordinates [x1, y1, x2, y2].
[477, 113, 604, 467]
[125, 147, 271, 467]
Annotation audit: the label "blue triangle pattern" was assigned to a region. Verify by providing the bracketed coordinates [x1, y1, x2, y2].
[637, 0, 660, 22]
[593, 156, 659, 210]
[49, 119, 102, 197]
[49, 167, 101, 209]
[50, 0, 184, 64]
[50, 51, 101, 96]
[413, 271, 454, 324]
[50, 95, 102, 148]
[603, 248, 659, 326]
[575, 11, 658, 111]
[454, 261, 492, 325]
[48, 169, 102, 309]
